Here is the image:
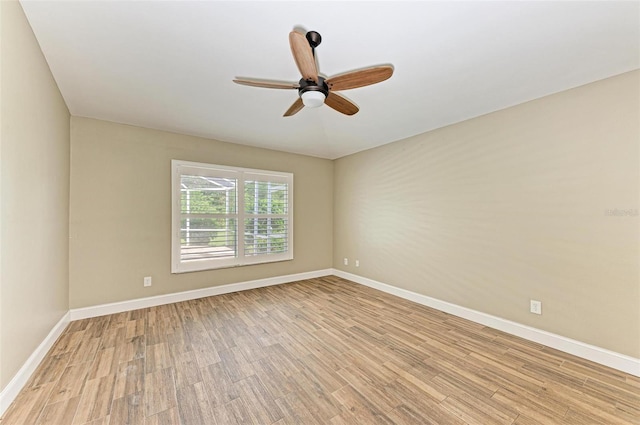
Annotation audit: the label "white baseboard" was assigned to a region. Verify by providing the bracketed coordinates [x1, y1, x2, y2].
[333, 269, 640, 377]
[70, 269, 334, 321]
[0, 312, 70, 416]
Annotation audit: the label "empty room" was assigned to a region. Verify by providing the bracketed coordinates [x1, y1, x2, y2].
[1, 1, 638, 424]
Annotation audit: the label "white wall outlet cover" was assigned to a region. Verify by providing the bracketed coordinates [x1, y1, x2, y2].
[530, 300, 542, 315]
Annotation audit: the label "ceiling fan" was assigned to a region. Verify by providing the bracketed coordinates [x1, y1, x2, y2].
[233, 30, 394, 117]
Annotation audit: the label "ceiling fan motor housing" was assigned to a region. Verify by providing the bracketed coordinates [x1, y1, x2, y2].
[298, 76, 328, 97]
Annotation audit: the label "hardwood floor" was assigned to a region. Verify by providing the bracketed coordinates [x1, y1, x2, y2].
[1, 276, 638, 424]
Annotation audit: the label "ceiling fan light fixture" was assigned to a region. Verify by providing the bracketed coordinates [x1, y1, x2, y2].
[300, 90, 326, 108]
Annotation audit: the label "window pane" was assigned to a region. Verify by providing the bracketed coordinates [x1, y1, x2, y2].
[244, 217, 288, 255]
[180, 218, 236, 261]
[244, 180, 288, 215]
[181, 175, 237, 214]
[173, 160, 293, 273]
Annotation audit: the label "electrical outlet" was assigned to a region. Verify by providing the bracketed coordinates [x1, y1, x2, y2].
[355, 260, 359, 267]
[343, 258, 348, 266]
[530, 300, 542, 315]
[144, 276, 152, 287]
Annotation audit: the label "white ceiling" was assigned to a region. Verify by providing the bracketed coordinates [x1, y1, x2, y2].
[21, 1, 640, 159]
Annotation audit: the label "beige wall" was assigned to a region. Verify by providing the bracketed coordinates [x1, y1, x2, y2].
[69, 117, 333, 308]
[0, 1, 70, 390]
[334, 71, 640, 358]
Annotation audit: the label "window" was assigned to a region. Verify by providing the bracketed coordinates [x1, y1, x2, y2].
[172, 160, 293, 273]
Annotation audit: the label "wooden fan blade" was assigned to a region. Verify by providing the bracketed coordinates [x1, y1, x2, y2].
[325, 92, 359, 116]
[283, 97, 304, 117]
[289, 31, 318, 83]
[233, 78, 299, 89]
[326, 65, 394, 91]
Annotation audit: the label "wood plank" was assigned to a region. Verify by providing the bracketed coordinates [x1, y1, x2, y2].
[175, 382, 217, 425]
[337, 366, 401, 412]
[145, 343, 172, 373]
[286, 371, 343, 422]
[212, 398, 256, 425]
[117, 335, 146, 363]
[383, 379, 467, 425]
[112, 358, 144, 399]
[217, 346, 254, 383]
[36, 396, 80, 425]
[200, 362, 239, 408]
[72, 375, 116, 424]
[251, 357, 295, 399]
[145, 368, 177, 416]
[145, 407, 180, 425]
[331, 385, 395, 425]
[383, 361, 446, 402]
[490, 387, 567, 425]
[48, 362, 90, 403]
[28, 353, 71, 388]
[170, 350, 203, 389]
[275, 392, 324, 425]
[1, 382, 56, 425]
[51, 331, 87, 356]
[68, 338, 101, 366]
[233, 375, 283, 424]
[440, 392, 517, 425]
[86, 348, 117, 380]
[108, 392, 144, 425]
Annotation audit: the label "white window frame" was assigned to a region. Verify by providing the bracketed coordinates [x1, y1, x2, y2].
[172, 160, 293, 273]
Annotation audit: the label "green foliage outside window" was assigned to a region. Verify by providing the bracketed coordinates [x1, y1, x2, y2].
[180, 178, 288, 255]
[244, 181, 288, 255]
